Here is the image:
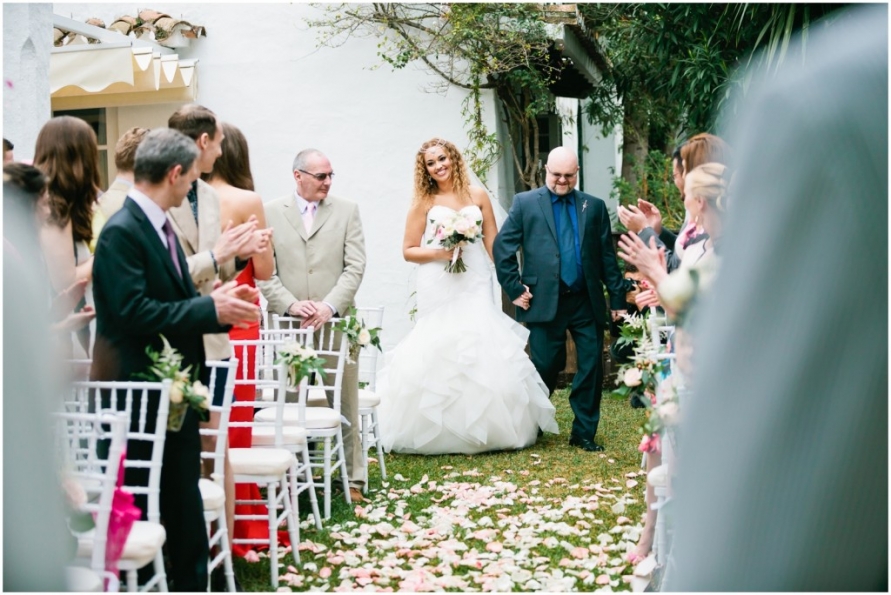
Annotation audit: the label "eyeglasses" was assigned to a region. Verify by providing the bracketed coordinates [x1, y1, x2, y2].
[297, 169, 335, 181]
[546, 166, 578, 181]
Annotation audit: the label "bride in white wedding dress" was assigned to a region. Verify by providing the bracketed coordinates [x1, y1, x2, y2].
[378, 138, 558, 455]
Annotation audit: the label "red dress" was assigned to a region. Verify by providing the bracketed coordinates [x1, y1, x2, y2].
[228, 261, 291, 555]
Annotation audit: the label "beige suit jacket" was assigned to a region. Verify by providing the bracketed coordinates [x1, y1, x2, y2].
[258, 193, 365, 316]
[167, 179, 235, 360]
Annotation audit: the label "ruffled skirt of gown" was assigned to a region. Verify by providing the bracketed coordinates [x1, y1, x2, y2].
[378, 291, 558, 455]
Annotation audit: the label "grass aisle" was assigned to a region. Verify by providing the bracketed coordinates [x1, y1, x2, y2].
[236, 391, 649, 592]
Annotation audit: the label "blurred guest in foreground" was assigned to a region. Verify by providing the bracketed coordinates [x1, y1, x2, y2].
[667, 5, 887, 590]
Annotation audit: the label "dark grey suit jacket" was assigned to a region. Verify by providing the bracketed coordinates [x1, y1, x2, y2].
[493, 186, 626, 328]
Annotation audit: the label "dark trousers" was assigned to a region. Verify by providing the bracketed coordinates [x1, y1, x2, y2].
[527, 291, 605, 440]
[129, 408, 208, 591]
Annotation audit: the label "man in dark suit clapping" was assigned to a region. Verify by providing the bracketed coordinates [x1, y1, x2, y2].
[494, 147, 626, 452]
[91, 128, 260, 591]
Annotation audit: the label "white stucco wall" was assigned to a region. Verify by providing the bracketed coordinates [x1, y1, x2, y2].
[579, 101, 622, 217]
[56, 3, 500, 348]
[3, 3, 53, 163]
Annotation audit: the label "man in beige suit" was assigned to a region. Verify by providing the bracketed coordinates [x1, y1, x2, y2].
[167, 106, 267, 367]
[92, 127, 149, 245]
[259, 148, 367, 502]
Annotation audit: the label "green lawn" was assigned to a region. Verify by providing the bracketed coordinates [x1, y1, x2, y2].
[235, 390, 649, 592]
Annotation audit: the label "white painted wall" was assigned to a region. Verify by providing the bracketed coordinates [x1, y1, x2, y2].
[56, 3, 500, 348]
[3, 3, 53, 163]
[579, 99, 622, 220]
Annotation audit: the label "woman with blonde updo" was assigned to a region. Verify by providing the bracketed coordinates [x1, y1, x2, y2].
[377, 137, 557, 455]
[624, 162, 731, 565]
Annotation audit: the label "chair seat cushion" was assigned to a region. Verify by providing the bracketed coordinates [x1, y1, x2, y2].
[358, 389, 380, 408]
[199, 478, 225, 511]
[254, 405, 341, 429]
[229, 447, 293, 476]
[251, 425, 308, 447]
[77, 521, 166, 569]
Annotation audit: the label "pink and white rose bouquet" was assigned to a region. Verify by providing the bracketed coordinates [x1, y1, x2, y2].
[427, 211, 483, 273]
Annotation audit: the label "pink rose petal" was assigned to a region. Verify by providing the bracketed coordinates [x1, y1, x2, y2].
[243, 550, 260, 563]
[596, 574, 611, 585]
[319, 567, 332, 579]
[486, 542, 503, 553]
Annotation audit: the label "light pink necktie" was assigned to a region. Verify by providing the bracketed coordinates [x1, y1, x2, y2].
[303, 203, 316, 234]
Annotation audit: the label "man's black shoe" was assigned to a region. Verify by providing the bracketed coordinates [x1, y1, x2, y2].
[569, 434, 605, 452]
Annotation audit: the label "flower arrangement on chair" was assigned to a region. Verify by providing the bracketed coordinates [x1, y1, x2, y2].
[334, 307, 382, 363]
[274, 342, 327, 389]
[141, 335, 210, 431]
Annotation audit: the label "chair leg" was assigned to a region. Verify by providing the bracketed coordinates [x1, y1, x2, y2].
[360, 412, 370, 494]
[126, 569, 138, 592]
[302, 447, 322, 530]
[323, 438, 332, 519]
[284, 467, 301, 567]
[218, 515, 236, 593]
[335, 430, 351, 505]
[267, 482, 279, 587]
[152, 551, 168, 592]
[373, 409, 386, 480]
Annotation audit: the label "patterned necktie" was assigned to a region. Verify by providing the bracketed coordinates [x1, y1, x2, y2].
[303, 202, 317, 233]
[162, 220, 183, 278]
[187, 182, 199, 222]
[559, 196, 578, 288]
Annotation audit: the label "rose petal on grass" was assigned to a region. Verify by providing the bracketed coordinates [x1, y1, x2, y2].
[243, 550, 260, 563]
[596, 573, 611, 585]
[626, 479, 639, 488]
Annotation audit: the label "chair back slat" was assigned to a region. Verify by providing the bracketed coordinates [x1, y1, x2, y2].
[356, 306, 384, 390]
[69, 379, 171, 523]
[199, 359, 239, 484]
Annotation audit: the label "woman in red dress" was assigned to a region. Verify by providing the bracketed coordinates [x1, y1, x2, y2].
[204, 122, 275, 555]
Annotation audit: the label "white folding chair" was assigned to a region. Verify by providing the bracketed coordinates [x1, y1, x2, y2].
[226, 343, 304, 588]
[70, 380, 172, 592]
[54, 409, 128, 591]
[355, 306, 387, 492]
[262, 320, 352, 519]
[198, 360, 239, 593]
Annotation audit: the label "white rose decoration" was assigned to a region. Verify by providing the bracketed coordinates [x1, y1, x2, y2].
[192, 381, 211, 409]
[357, 328, 372, 346]
[170, 380, 185, 404]
[623, 368, 643, 387]
[658, 401, 680, 425]
[657, 269, 697, 312]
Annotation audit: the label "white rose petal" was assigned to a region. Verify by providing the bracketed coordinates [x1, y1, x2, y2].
[623, 368, 643, 387]
[170, 381, 185, 404]
[357, 329, 371, 346]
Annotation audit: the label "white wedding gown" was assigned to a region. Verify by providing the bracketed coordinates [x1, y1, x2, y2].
[378, 204, 558, 455]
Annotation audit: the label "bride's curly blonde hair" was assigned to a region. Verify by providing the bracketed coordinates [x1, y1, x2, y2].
[413, 137, 471, 208]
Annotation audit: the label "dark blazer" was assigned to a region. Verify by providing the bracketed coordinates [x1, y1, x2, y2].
[494, 186, 626, 328]
[91, 197, 225, 387]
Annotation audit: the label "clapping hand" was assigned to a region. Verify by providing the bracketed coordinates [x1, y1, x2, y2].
[211, 279, 260, 328]
[617, 233, 666, 285]
[51, 278, 88, 320]
[617, 204, 649, 233]
[214, 218, 259, 264]
[636, 199, 663, 233]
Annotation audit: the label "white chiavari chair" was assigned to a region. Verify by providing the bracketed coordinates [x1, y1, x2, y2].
[355, 306, 386, 492]
[198, 359, 239, 592]
[226, 340, 304, 587]
[55, 409, 128, 592]
[262, 320, 351, 518]
[70, 379, 172, 592]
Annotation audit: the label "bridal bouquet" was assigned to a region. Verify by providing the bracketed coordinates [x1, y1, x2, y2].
[141, 335, 211, 431]
[274, 342, 327, 389]
[334, 307, 382, 363]
[428, 211, 483, 273]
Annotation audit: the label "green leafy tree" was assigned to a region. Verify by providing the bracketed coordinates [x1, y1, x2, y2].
[308, 3, 562, 188]
[580, 3, 848, 209]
